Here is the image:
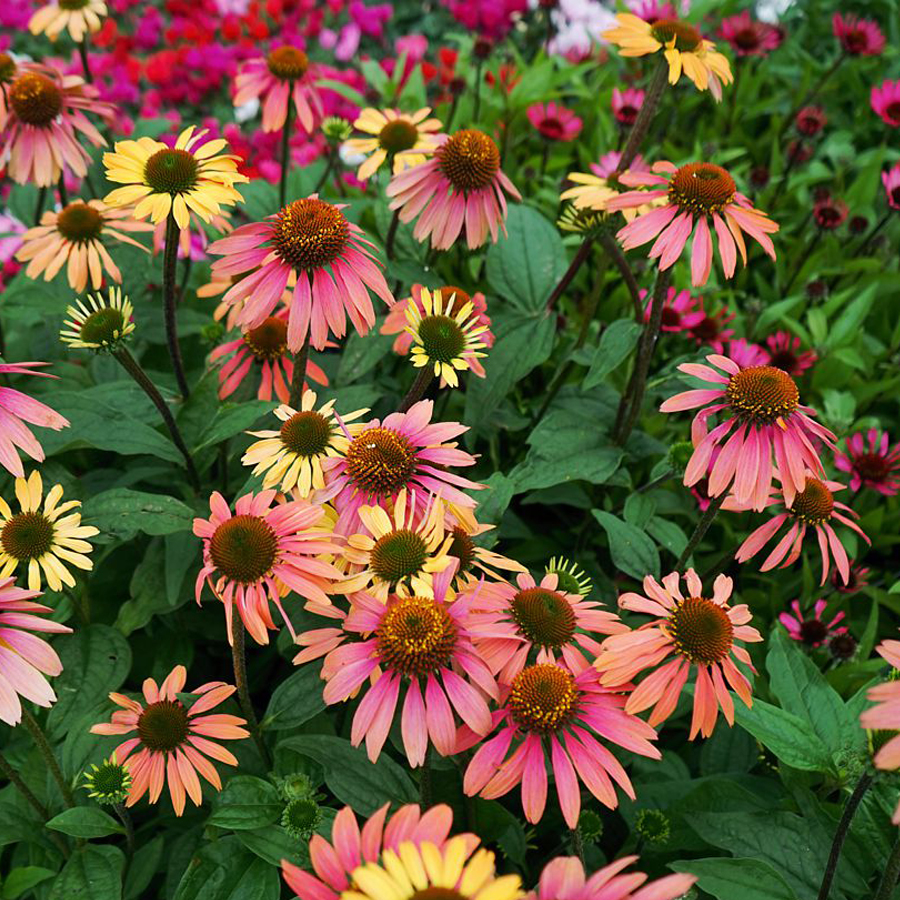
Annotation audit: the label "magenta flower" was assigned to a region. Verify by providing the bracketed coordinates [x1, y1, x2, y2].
[718, 11, 783, 57]
[725, 338, 768, 369]
[762, 331, 817, 377]
[833, 12, 885, 56]
[527, 102, 583, 142]
[208, 196, 393, 352]
[833, 564, 870, 594]
[612, 87, 644, 126]
[814, 195, 848, 230]
[591, 150, 649, 180]
[641, 286, 704, 333]
[882, 164, 900, 210]
[688, 306, 735, 352]
[779, 599, 847, 648]
[835, 428, 900, 495]
[660, 353, 835, 511]
[871, 80, 900, 127]
[861, 639, 900, 823]
[796, 106, 827, 137]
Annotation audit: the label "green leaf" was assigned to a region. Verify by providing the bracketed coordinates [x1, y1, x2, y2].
[485, 205, 568, 312]
[124, 836, 164, 900]
[264, 666, 326, 730]
[49, 845, 124, 900]
[669, 858, 798, 900]
[733, 698, 833, 772]
[336, 328, 396, 385]
[173, 837, 280, 900]
[82, 488, 195, 542]
[825, 284, 877, 350]
[208, 776, 283, 831]
[315, 78, 368, 107]
[583, 319, 643, 389]
[277, 735, 416, 815]
[1, 867, 56, 900]
[47, 807, 124, 838]
[511, 447, 622, 493]
[591, 510, 660, 580]
[194, 401, 277, 451]
[236, 824, 307, 868]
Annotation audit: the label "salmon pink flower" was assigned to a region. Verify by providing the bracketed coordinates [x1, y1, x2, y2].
[527, 102, 583, 142]
[883, 164, 900, 210]
[209, 196, 393, 352]
[718, 11, 782, 57]
[660, 353, 835, 511]
[642, 286, 704, 333]
[835, 428, 900, 495]
[595, 569, 762, 739]
[609, 161, 779, 286]
[860, 638, 900, 822]
[761, 331, 817, 376]
[872, 80, 900, 127]
[460, 661, 660, 827]
[833, 564, 870, 594]
[386, 129, 521, 251]
[612, 87, 644, 126]
[90, 665, 249, 817]
[833, 12, 885, 56]
[779, 599, 846, 648]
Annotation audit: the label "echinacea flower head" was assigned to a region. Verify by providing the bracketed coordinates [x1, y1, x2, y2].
[527, 102, 583, 142]
[82, 755, 132, 805]
[0, 361, 69, 479]
[725, 338, 767, 369]
[796, 106, 827, 137]
[1, 64, 114, 186]
[103, 126, 248, 229]
[90, 665, 249, 816]
[596, 569, 763, 739]
[386, 129, 522, 251]
[882, 164, 900, 211]
[835, 428, 900, 496]
[609, 160, 779, 286]
[404, 286, 489, 387]
[445, 518, 527, 586]
[545, 556, 592, 597]
[860, 639, 900, 822]
[813, 195, 848, 230]
[209, 196, 393, 352]
[242, 391, 367, 497]
[833, 12, 885, 56]
[660, 353, 834, 511]
[193, 490, 343, 645]
[642, 286, 705, 333]
[530, 854, 696, 900]
[603, 14, 733, 99]
[559, 152, 653, 223]
[16, 199, 152, 294]
[612, 87, 644, 126]
[461, 662, 660, 827]
[29, 0, 107, 41]
[296, 567, 498, 766]
[60, 286, 134, 352]
[762, 331, 817, 377]
[233, 45, 323, 133]
[0, 471, 98, 592]
[0, 576, 72, 726]
[833, 564, 870, 594]
[779, 599, 846, 648]
[718, 11, 782, 57]
[469, 572, 626, 683]
[687, 305, 735, 351]
[730, 476, 870, 585]
[871, 80, 900, 128]
[344, 107, 442, 180]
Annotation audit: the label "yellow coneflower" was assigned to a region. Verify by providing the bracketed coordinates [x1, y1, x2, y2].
[344, 107, 442, 181]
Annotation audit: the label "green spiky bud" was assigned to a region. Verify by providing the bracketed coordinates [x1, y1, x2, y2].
[282, 795, 323, 840]
[82, 757, 132, 805]
[635, 809, 670, 845]
[322, 116, 352, 145]
[545, 556, 592, 597]
[577, 809, 603, 842]
[667, 441, 694, 477]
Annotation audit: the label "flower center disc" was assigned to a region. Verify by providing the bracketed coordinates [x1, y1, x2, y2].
[0, 54, 16, 84]
[411, 890, 466, 900]
[447, 526, 475, 575]
[790, 478, 834, 525]
[345, 427, 417, 498]
[279, 410, 331, 457]
[56, 203, 104, 243]
[209, 514, 278, 583]
[266, 46, 309, 80]
[854, 452, 891, 482]
[243, 316, 288, 361]
[650, 18, 703, 50]
[378, 119, 419, 153]
[438, 129, 500, 193]
[539, 117, 564, 140]
[89, 761, 130, 796]
[437, 286, 471, 316]
[767, 349, 797, 373]
[9, 73, 62, 127]
[667, 596, 734, 665]
[143, 148, 199, 195]
[1, 512, 55, 561]
[58, 0, 90, 8]
[725, 365, 799, 425]
[375, 596, 457, 677]
[272, 198, 349, 272]
[509, 663, 578, 732]
[137, 700, 190, 752]
[799, 618, 829, 645]
[668, 163, 737, 215]
[510, 587, 576, 649]
[887, 102, 900, 122]
[369, 529, 429, 585]
[733, 27, 761, 50]
[80, 307, 126, 346]
[417, 315, 467, 363]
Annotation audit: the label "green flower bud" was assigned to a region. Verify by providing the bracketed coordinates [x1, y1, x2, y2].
[635, 809, 670, 845]
[82, 757, 132, 805]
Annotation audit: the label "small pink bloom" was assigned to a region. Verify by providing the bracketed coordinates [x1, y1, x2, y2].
[612, 87, 644, 126]
[724, 338, 767, 368]
[718, 11, 783, 57]
[833, 12, 885, 56]
[779, 599, 847, 647]
[834, 428, 900, 495]
[796, 105, 827, 137]
[591, 150, 649, 180]
[833, 564, 870, 594]
[641, 286, 705, 333]
[861, 638, 900, 821]
[882, 164, 900, 210]
[814, 195, 848, 229]
[688, 305, 735, 351]
[761, 331, 817, 377]
[527, 102, 583, 142]
[872, 79, 900, 127]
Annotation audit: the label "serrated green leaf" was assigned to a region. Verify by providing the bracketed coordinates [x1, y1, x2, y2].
[670, 857, 797, 900]
[264, 666, 326, 730]
[591, 510, 659, 580]
[208, 776, 282, 831]
[83, 488, 195, 542]
[583, 319, 642, 389]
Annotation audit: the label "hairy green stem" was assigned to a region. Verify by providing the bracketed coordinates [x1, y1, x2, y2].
[162, 213, 191, 398]
[816, 772, 873, 900]
[287, 333, 311, 409]
[230, 616, 272, 768]
[20, 708, 74, 808]
[674, 491, 727, 570]
[874, 832, 900, 900]
[78, 37, 93, 83]
[279, 97, 295, 208]
[618, 58, 668, 172]
[0, 750, 70, 856]
[545, 237, 593, 311]
[399, 367, 434, 413]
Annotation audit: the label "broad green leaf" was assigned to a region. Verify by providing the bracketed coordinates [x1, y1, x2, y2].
[670, 858, 797, 900]
[591, 510, 660, 580]
[124, 836, 164, 900]
[83, 488, 195, 542]
[1, 867, 56, 900]
[208, 777, 283, 831]
[47, 807, 123, 838]
[583, 319, 642, 389]
[264, 666, 326, 730]
[336, 328, 395, 385]
[315, 78, 368, 107]
[173, 837, 280, 900]
[511, 448, 622, 493]
[49, 845, 124, 900]
[825, 284, 877, 350]
[237, 824, 307, 868]
[194, 401, 277, 451]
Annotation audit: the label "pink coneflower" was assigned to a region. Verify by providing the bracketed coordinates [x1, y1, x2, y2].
[0, 361, 69, 479]
[530, 854, 696, 900]
[730, 477, 870, 585]
[208, 196, 393, 352]
[460, 661, 660, 827]
[833, 13, 885, 56]
[627, 0, 676, 23]
[779, 599, 847, 648]
[608, 160, 779, 286]
[90, 665, 249, 816]
[688, 306, 735, 352]
[527, 102, 583, 142]
[282, 803, 476, 900]
[718, 11, 782, 57]
[318, 399, 482, 535]
[787, 140, 813, 165]
[871, 80, 900, 127]
[725, 338, 767, 369]
[814, 195, 848, 230]
[833, 564, 870, 594]
[295, 566, 497, 766]
[596, 569, 762, 740]
[762, 331, 817, 377]
[660, 353, 835, 510]
[835, 428, 900, 495]
[209, 308, 329, 404]
[860, 639, 900, 822]
[0, 576, 72, 726]
[469, 572, 626, 683]
[882, 164, 900, 210]
[612, 87, 644, 127]
[386, 129, 521, 251]
[233, 45, 323, 133]
[796, 106, 827, 137]
[641, 286, 704, 333]
[193, 490, 342, 645]
[0, 63, 114, 186]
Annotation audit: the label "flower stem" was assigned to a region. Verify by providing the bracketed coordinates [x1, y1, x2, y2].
[674, 491, 727, 570]
[399, 367, 434, 413]
[875, 831, 900, 900]
[776, 55, 844, 149]
[596, 229, 642, 322]
[77, 37, 93, 83]
[313, 150, 335, 195]
[57, 175, 68, 207]
[114, 347, 200, 492]
[545, 237, 593, 311]
[161, 213, 191, 399]
[113, 802, 135, 866]
[570, 827, 585, 867]
[230, 615, 272, 768]
[287, 332, 311, 409]
[473, 61, 483, 122]
[34, 187, 47, 226]
[618, 57, 668, 173]
[279, 97, 295, 208]
[419, 745, 433, 807]
[385, 209, 400, 261]
[20, 708, 74, 809]
[783, 228, 822, 294]
[816, 772, 873, 900]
